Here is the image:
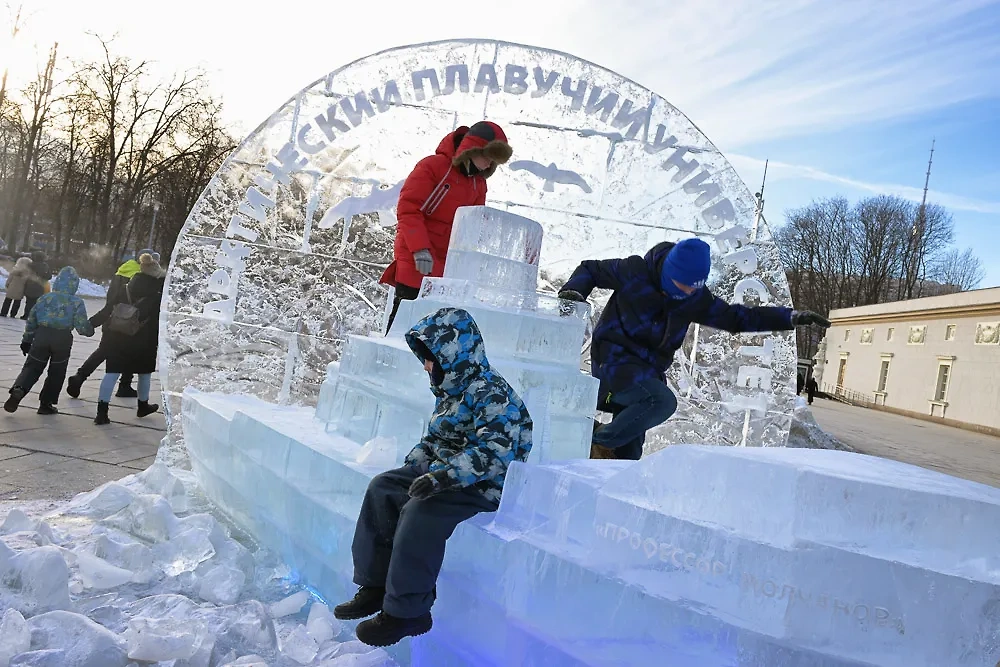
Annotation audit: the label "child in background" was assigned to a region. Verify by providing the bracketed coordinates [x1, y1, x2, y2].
[6, 267, 95, 414]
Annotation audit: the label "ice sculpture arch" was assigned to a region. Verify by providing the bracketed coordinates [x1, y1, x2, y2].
[162, 39, 797, 451]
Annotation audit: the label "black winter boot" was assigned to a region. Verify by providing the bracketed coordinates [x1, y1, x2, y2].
[116, 384, 138, 398]
[333, 586, 385, 620]
[4, 387, 25, 413]
[137, 401, 159, 418]
[355, 611, 433, 647]
[65, 375, 83, 399]
[37, 403, 58, 415]
[94, 401, 111, 425]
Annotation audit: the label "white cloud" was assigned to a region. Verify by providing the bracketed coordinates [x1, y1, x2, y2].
[9, 0, 1000, 148]
[728, 153, 1000, 215]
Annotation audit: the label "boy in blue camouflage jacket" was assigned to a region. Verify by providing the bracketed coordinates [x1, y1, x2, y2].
[6, 267, 95, 414]
[559, 238, 831, 460]
[335, 307, 532, 647]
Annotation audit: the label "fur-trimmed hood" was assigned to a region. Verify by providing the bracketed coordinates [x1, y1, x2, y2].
[447, 121, 512, 179]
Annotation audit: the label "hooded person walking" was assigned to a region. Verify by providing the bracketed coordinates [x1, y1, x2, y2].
[5, 267, 95, 414]
[379, 121, 512, 332]
[334, 307, 532, 647]
[89, 252, 165, 425]
[559, 238, 831, 460]
[1, 257, 36, 318]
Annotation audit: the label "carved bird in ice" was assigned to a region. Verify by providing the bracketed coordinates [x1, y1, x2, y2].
[319, 180, 405, 230]
[509, 160, 593, 194]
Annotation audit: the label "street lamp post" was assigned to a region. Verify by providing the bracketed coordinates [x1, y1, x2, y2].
[147, 201, 161, 249]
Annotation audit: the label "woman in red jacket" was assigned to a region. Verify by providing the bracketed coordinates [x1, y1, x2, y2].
[380, 121, 512, 332]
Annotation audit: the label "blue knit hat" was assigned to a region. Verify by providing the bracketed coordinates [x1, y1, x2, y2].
[660, 238, 711, 291]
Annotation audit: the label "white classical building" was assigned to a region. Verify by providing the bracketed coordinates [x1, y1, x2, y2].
[820, 287, 1000, 434]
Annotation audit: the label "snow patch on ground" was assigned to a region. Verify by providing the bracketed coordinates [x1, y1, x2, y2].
[75, 278, 108, 298]
[0, 461, 396, 667]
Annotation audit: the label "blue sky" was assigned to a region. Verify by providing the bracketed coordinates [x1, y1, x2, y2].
[11, 0, 1000, 286]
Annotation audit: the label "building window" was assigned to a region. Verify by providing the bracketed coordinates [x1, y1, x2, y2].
[877, 360, 890, 392]
[887, 327, 894, 342]
[844, 329, 851, 342]
[945, 324, 956, 341]
[934, 363, 951, 402]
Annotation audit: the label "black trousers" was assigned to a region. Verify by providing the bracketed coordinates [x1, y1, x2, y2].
[0, 298, 21, 318]
[15, 327, 73, 405]
[384, 283, 420, 335]
[73, 346, 133, 385]
[352, 466, 497, 618]
[20, 296, 37, 320]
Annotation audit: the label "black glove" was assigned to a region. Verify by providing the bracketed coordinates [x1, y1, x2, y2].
[791, 310, 831, 328]
[413, 249, 434, 276]
[408, 471, 447, 500]
[557, 289, 586, 317]
[19, 340, 31, 356]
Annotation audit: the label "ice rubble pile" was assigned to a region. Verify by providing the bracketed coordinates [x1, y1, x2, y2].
[0, 462, 395, 667]
[182, 206, 1000, 665]
[316, 206, 599, 464]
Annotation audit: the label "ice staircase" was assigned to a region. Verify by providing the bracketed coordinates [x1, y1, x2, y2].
[182, 205, 1000, 666]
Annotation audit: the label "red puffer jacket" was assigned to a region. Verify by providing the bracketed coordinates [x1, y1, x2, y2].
[380, 122, 512, 290]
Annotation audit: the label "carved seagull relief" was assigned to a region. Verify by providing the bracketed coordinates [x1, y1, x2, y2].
[509, 160, 593, 194]
[320, 180, 405, 256]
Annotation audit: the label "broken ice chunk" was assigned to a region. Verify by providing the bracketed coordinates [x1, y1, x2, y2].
[0, 510, 35, 535]
[124, 616, 207, 662]
[355, 436, 396, 468]
[153, 526, 215, 576]
[220, 656, 268, 667]
[0, 546, 71, 615]
[26, 610, 128, 667]
[268, 591, 310, 619]
[74, 551, 133, 590]
[68, 482, 137, 518]
[198, 563, 246, 605]
[0, 609, 30, 667]
[305, 602, 340, 645]
[101, 494, 177, 543]
[277, 623, 319, 664]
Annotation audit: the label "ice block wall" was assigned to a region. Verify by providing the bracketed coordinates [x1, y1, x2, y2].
[316, 205, 598, 464]
[184, 387, 1000, 666]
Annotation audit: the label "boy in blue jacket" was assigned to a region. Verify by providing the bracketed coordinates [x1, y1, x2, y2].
[559, 238, 830, 460]
[334, 307, 533, 647]
[6, 267, 95, 414]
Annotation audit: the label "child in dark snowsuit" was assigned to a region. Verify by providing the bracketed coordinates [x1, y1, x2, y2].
[559, 238, 830, 460]
[334, 307, 533, 647]
[6, 267, 95, 414]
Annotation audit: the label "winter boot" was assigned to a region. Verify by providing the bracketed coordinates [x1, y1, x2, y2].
[94, 401, 111, 425]
[65, 375, 84, 399]
[37, 403, 58, 415]
[116, 384, 138, 398]
[355, 611, 433, 647]
[333, 586, 385, 621]
[136, 401, 159, 418]
[4, 387, 25, 413]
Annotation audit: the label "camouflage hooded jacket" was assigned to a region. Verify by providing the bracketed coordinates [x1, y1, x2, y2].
[403, 307, 533, 505]
[23, 267, 95, 342]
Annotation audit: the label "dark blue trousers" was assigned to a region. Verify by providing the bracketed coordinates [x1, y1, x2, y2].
[592, 378, 678, 460]
[352, 466, 497, 618]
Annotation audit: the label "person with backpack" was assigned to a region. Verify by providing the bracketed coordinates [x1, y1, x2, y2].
[88, 253, 165, 425]
[65, 249, 158, 399]
[5, 267, 95, 414]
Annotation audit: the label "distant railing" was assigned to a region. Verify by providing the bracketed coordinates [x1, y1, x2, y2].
[822, 383, 876, 408]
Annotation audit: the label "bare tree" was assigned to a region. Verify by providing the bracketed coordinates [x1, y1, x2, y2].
[930, 247, 985, 292]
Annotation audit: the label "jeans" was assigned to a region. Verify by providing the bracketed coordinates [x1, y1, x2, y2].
[99, 373, 151, 402]
[592, 378, 678, 460]
[73, 347, 133, 386]
[352, 466, 497, 618]
[14, 327, 73, 405]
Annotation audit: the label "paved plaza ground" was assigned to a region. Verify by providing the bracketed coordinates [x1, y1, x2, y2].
[810, 397, 1000, 488]
[0, 298, 165, 501]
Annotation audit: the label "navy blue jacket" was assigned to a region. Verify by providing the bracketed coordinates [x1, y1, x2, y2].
[562, 242, 793, 403]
